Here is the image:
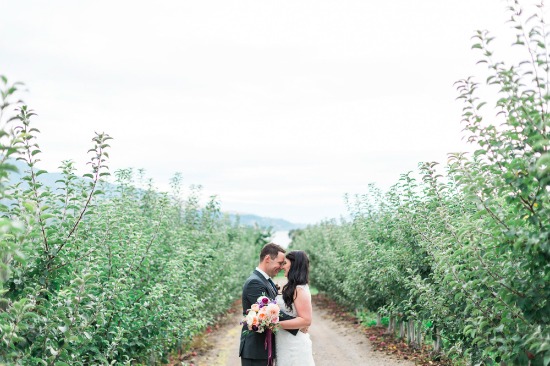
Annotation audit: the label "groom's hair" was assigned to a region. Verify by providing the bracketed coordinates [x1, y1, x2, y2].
[260, 243, 286, 261]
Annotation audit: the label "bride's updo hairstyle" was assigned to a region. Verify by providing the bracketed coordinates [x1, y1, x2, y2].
[282, 250, 310, 310]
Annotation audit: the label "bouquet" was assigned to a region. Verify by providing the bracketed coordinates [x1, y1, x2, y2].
[241, 295, 280, 333]
[241, 295, 281, 366]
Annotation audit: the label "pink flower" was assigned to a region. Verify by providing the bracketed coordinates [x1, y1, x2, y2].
[266, 303, 280, 316]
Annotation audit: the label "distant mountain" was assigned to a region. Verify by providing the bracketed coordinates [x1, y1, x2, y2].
[6, 159, 65, 187]
[4, 160, 305, 231]
[228, 213, 306, 231]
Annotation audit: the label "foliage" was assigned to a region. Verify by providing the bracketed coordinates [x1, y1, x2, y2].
[292, 2, 550, 365]
[0, 76, 268, 364]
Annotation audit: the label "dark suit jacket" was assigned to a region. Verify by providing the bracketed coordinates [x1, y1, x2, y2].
[239, 270, 296, 360]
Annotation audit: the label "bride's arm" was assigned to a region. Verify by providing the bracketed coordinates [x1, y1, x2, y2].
[278, 287, 312, 329]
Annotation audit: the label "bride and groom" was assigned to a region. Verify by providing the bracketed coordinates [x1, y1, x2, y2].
[239, 243, 315, 366]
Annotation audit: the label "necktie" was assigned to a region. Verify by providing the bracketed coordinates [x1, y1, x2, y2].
[268, 278, 278, 294]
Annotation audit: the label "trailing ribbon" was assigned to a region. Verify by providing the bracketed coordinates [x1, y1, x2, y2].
[264, 328, 273, 366]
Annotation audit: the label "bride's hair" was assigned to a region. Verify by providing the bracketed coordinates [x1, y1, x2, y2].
[282, 250, 310, 310]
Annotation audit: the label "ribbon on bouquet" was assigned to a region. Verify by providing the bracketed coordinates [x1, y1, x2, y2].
[264, 328, 273, 366]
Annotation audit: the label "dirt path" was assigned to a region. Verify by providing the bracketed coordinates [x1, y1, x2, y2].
[191, 280, 414, 366]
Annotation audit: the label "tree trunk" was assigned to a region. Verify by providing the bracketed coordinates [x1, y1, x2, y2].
[376, 313, 382, 326]
[388, 315, 395, 333]
[433, 326, 441, 353]
[399, 320, 405, 339]
[407, 319, 415, 345]
[416, 321, 423, 348]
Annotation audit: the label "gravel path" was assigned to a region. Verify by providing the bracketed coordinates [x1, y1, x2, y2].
[193, 280, 414, 366]
[308, 300, 414, 366]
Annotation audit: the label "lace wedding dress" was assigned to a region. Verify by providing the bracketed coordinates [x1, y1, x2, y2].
[275, 285, 315, 366]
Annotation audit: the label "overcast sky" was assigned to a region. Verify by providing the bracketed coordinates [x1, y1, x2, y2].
[0, 0, 534, 224]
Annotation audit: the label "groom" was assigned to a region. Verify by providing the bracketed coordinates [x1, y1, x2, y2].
[239, 243, 297, 366]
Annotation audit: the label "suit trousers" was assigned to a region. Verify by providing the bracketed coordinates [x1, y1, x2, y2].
[241, 357, 268, 366]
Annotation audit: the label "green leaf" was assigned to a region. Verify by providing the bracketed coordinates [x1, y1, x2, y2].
[22, 201, 36, 212]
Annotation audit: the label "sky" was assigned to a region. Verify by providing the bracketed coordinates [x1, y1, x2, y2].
[0, 0, 537, 224]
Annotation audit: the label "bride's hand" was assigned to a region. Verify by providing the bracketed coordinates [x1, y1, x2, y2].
[299, 326, 309, 334]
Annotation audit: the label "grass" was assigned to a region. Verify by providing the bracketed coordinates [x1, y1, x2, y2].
[356, 311, 390, 327]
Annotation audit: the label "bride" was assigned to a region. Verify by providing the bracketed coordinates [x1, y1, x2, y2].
[276, 250, 315, 366]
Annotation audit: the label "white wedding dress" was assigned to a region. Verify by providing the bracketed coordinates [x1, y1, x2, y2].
[275, 285, 315, 366]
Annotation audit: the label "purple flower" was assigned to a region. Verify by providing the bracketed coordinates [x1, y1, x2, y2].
[252, 325, 258, 332]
